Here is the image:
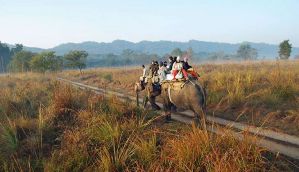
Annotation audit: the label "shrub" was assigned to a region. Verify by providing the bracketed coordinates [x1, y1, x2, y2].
[103, 73, 113, 82]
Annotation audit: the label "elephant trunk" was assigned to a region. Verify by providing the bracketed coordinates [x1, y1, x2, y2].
[134, 83, 140, 106]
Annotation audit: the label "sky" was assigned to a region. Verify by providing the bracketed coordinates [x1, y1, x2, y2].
[0, 0, 298, 48]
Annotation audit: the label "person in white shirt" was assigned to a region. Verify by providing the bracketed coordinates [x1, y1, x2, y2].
[171, 56, 188, 80]
[140, 64, 148, 85]
[158, 61, 167, 83]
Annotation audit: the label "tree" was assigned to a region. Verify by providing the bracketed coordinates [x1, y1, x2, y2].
[10, 44, 23, 56]
[237, 43, 258, 60]
[0, 42, 11, 72]
[64, 50, 88, 73]
[30, 51, 62, 73]
[47, 54, 63, 72]
[208, 51, 228, 60]
[185, 47, 194, 59]
[0, 43, 24, 72]
[105, 53, 119, 66]
[171, 48, 183, 57]
[279, 40, 292, 60]
[9, 51, 35, 72]
[121, 49, 134, 59]
[151, 54, 159, 60]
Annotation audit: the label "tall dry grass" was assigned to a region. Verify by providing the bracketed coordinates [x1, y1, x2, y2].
[0, 68, 297, 171]
[62, 60, 299, 135]
[163, 125, 265, 171]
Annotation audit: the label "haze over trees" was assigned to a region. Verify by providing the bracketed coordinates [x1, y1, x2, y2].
[64, 50, 88, 73]
[1, 42, 61, 73]
[9, 51, 36, 72]
[0, 42, 24, 72]
[11, 44, 23, 55]
[1, 39, 299, 72]
[87, 50, 161, 67]
[236, 43, 258, 60]
[39, 40, 298, 58]
[0, 42, 12, 72]
[30, 52, 63, 73]
[279, 40, 292, 60]
[171, 48, 183, 57]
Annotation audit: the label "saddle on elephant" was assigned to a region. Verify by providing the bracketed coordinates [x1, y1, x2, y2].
[161, 79, 189, 91]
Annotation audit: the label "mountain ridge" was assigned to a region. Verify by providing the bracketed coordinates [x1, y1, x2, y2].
[7, 40, 299, 58]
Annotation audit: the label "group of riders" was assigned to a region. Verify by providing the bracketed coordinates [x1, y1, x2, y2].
[137, 56, 206, 126]
[140, 55, 200, 90]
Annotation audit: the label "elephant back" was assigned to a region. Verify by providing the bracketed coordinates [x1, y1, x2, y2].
[161, 80, 188, 91]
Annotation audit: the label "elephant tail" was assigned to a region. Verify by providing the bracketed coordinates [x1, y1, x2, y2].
[134, 82, 142, 106]
[194, 80, 207, 111]
[202, 81, 208, 110]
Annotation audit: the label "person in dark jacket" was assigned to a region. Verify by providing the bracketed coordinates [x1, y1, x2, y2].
[167, 56, 175, 72]
[149, 60, 159, 77]
[182, 60, 192, 70]
[163, 61, 167, 67]
[182, 56, 199, 79]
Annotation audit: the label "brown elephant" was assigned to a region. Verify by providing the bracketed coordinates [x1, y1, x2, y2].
[134, 79, 161, 110]
[160, 79, 207, 129]
[135, 78, 207, 129]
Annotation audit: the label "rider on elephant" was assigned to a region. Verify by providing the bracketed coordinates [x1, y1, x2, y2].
[182, 56, 200, 79]
[172, 56, 188, 80]
[167, 56, 175, 72]
[158, 61, 167, 83]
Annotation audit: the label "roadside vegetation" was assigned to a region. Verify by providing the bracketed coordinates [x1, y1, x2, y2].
[0, 74, 295, 171]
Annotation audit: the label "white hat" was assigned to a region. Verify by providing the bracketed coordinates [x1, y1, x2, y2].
[177, 56, 180, 61]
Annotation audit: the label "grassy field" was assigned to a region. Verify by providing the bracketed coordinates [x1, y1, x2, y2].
[0, 73, 297, 171]
[61, 60, 299, 136]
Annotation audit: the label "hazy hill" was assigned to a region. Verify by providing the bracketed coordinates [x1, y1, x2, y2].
[16, 40, 299, 59]
[6, 44, 44, 53]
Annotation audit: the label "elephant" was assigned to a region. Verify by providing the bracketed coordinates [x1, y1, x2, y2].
[134, 79, 161, 110]
[160, 79, 207, 129]
[135, 78, 207, 129]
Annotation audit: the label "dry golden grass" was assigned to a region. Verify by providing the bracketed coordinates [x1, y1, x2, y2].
[0, 73, 296, 171]
[61, 60, 299, 136]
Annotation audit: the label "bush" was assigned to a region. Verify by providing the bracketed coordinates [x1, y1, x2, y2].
[103, 73, 113, 82]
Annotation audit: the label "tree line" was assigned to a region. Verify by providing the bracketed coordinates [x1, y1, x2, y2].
[88, 40, 294, 67]
[208, 40, 293, 61]
[0, 42, 88, 73]
[0, 40, 295, 73]
[87, 48, 194, 67]
[0, 43, 23, 72]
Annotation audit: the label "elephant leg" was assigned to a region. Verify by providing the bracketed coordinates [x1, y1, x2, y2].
[171, 103, 177, 112]
[194, 113, 200, 127]
[193, 107, 207, 131]
[163, 102, 172, 122]
[136, 92, 139, 107]
[165, 112, 171, 121]
[143, 96, 148, 108]
[149, 96, 160, 110]
[201, 109, 207, 131]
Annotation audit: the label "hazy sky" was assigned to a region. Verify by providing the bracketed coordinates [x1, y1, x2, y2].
[0, 0, 298, 48]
